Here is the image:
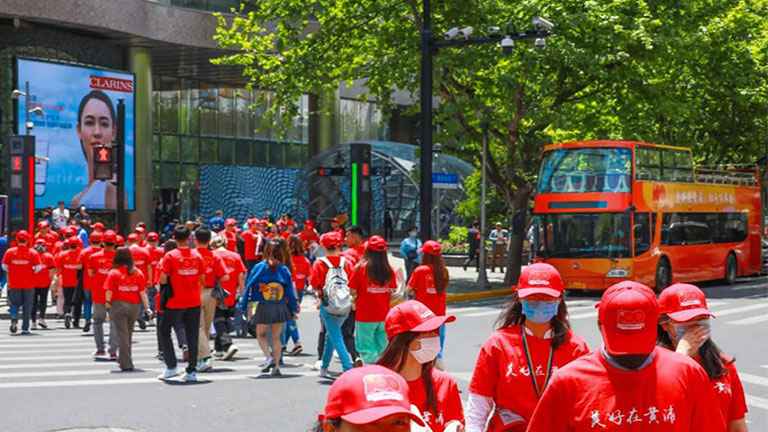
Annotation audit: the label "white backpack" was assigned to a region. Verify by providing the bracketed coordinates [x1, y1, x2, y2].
[318, 257, 351, 316]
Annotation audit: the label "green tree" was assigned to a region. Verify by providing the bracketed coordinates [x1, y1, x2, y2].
[214, 0, 768, 285]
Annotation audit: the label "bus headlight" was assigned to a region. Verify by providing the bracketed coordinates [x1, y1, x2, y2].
[606, 268, 630, 278]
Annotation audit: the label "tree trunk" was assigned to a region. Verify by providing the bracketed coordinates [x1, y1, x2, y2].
[504, 184, 534, 285]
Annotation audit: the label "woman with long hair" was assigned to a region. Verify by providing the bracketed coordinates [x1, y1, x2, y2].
[283, 234, 311, 355]
[465, 263, 589, 432]
[348, 235, 398, 364]
[104, 247, 152, 371]
[407, 240, 450, 369]
[378, 300, 464, 432]
[238, 238, 298, 376]
[657, 283, 748, 432]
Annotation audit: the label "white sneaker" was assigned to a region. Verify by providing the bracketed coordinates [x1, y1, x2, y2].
[181, 371, 197, 382]
[158, 367, 179, 381]
[310, 360, 322, 371]
[222, 345, 239, 361]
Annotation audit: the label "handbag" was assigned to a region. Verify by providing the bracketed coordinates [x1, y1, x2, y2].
[211, 280, 231, 310]
[159, 282, 173, 310]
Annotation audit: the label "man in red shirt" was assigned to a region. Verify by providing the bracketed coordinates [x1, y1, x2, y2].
[330, 217, 345, 237]
[158, 225, 207, 382]
[240, 218, 265, 270]
[127, 233, 152, 330]
[87, 231, 117, 358]
[34, 220, 58, 249]
[299, 220, 319, 248]
[2, 231, 42, 334]
[56, 237, 82, 329]
[223, 218, 239, 252]
[212, 234, 246, 360]
[194, 227, 228, 372]
[145, 232, 164, 313]
[342, 225, 366, 265]
[78, 231, 103, 333]
[527, 281, 727, 432]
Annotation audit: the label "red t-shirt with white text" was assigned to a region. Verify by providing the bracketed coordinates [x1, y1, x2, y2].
[697, 356, 748, 422]
[36, 252, 55, 288]
[197, 247, 228, 288]
[79, 246, 102, 291]
[213, 248, 246, 306]
[408, 264, 447, 316]
[88, 249, 115, 304]
[2, 246, 42, 289]
[408, 369, 465, 432]
[55, 249, 81, 287]
[129, 245, 152, 286]
[347, 262, 397, 322]
[161, 248, 206, 309]
[105, 267, 146, 304]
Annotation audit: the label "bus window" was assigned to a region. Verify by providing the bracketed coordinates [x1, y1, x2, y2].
[635, 146, 661, 181]
[540, 212, 631, 259]
[537, 148, 631, 193]
[660, 148, 694, 183]
[634, 213, 651, 255]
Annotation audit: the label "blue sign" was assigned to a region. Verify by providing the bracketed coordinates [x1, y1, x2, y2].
[432, 173, 459, 189]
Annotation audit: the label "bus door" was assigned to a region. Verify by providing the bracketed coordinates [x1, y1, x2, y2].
[632, 212, 655, 287]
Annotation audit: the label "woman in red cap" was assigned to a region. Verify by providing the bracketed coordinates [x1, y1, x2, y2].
[348, 235, 399, 364]
[313, 364, 426, 432]
[32, 239, 55, 330]
[657, 283, 748, 432]
[466, 263, 589, 432]
[407, 240, 450, 369]
[55, 237, 82, 329]
[378, 300, 464, 432]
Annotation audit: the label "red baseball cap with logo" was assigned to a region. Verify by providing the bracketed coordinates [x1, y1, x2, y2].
[65, 227, 77, 237]
[116, 235, 125, 246]
[331, 217, 340, 224]
[16, 230, 30, 243]
[90, 222, 104, 231]
[276, 220, 285, 227]
[37, 220, 50, 229]
[658, 283, 714, 322]
[225, 218, 237, 227]
[67, 237, 79, 248]
[134, 226, 146, 234]
[102, 230, 117, 244]
[126, 233, 139, 243]
[514, 263, 564, 298]
[598, 281, 659, 355]
[147, 232, 159, 241]
[304, 220, 314, 229]
[90, 231, 103, 244]
[34, 238, 47, 246]
[366, 235, 388, 252]
[321, 365, 424, 426]
[247, 218, 258, 226]
[320, 232, 343, 249]
[257, 219, 268, 227]
[385, 300, 455, 340]
[418, 240, 442, 256]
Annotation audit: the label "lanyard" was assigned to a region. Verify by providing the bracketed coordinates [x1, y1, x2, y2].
[520, 325, 555, 398]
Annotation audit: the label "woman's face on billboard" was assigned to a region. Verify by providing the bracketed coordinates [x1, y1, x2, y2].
[77, 98, 116, 168]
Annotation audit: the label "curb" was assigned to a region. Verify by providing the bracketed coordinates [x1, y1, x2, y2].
[446, 288, 510, 303]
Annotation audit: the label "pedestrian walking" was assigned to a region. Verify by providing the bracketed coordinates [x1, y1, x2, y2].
[349, 235, 398, 364]
[2, 230, 42, 334]
[87, 231, 118, 359]
[378, 300, 464, 432]
[489, 222, 508, 273]
[32, 240, 55, 330]
[145, 231, 163, 315]
[241, 218, 265, 270]
[383, 207, 394, 241]
[127, 233, 152, 330]
[55, 237, 82, 329]
[311, 232, 356, 378]
[406, 240, 450, 369]
[463, 221, 480, 271]
[526, 280, 726, 431]
[104, 247, 152, 371]
[153, 240, 190, 362]
[238, 238, 299, 376]
[158, 225, 206, 382]
[313, 364, 426, 432]
[211, 235, 246, 361]
[657, 283, 748, 432]
[194, 227, 229, 372]
[466, 263, 589, 432]
[78, 231, 103, 334]
[223, 218, 239, 252]
[283, 234, 311, 356]
[400, 227, 422, 282]
[342, 226, 366, 265]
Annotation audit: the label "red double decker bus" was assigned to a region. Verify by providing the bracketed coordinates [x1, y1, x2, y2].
[533, 141, 762, 292]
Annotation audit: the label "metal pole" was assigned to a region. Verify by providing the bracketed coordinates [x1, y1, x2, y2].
[419, 0, 433, 241]
[25, 81, 30, 135]
[477, 121, 490, 287]
[116, 99, 126, 234]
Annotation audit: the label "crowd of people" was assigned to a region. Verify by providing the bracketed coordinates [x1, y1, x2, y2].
[0, 210, 750, 431]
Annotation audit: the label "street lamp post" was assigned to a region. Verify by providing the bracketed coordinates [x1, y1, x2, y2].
[478, 121, 490, 287]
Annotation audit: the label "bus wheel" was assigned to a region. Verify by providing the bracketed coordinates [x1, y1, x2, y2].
[654, 259, 671, 293]
[725, 254, 738, 285]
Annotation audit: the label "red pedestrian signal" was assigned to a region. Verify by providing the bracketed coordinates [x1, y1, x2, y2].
[93, 145, 114, 180]
[11, 156, 22, 171]
[98, 147, 111, 162]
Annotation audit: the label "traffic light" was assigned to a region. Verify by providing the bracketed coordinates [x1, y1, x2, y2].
[93, 145, 114, 180]
[317, 167, 346, 177]
[350, 143, 372, 235]
[7, 135, 35, 234]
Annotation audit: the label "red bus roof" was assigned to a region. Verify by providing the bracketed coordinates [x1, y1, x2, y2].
[541, 140, 691, 153]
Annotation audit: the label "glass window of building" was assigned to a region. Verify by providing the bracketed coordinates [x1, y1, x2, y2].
[161, 135, 180, 162]
[235, 140, 251, 166]
[218, 139, 235, 164]
[340, 98, 384, 143]
[236, 89, 251, 138]
[200, 82, 218, 136]
[252, 141, 267, 166]
[181, 136, 199, 163]
[181, 79, 200, 135]
[159, 76, 180, 133]
[219, 85, 236, 137]
[200, 138, 217, 163]
[269, 142, 286, 167]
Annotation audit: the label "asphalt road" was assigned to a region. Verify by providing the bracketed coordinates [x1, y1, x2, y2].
[1, 275, 766, 432]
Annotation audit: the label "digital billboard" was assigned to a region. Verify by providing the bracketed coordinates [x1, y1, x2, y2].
[16, 58, 135, 210]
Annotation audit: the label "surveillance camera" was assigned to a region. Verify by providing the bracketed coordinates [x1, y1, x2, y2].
[11, 89, 25, 100]
[30, 107, 44, 116]
[501, 36, 515, 55]
[534, 38, 546, 49]
[444, 27, 459, 40]
[26, 121, 34, 130]
[532, 16, 554, 32]
[487, 26, 500, 35]
[457, 26, 474, 39]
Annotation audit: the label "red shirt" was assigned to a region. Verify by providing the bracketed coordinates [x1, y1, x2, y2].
[408, 264, 447, 316]
[161, 248, 206, 309]
[105, 267, 146, 304]
[348, 262, 397, 322]
[240, 230, 264, 261]
[55, 249, 81, 287]
[88, 249, 116, 304]
[526, 347, 726, 432]
[36, 252, 55, 288]
[470, 325, 590, 432]
[309, 256, 355, 300]
[697, 356, 748, 422]
[341, 245, 366, 266]
[79, 246, 102, 291]
[224, 230, 238, 252]
[213, 248, 247, 306]
[35, 232, 58, 249]
[129, 245, 152, 286]
[300, 229, 319, 246]
[408, 369, 465, 432]
[2, 245, 42, 289]
[197, 247, 228, 288]
[290, 255, 312, 291]
[148, 245, 164, 283]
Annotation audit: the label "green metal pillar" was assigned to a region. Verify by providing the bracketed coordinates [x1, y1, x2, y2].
[127, 46, 153, 228]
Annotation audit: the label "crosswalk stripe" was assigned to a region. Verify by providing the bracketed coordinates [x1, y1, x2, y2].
[726, 314, 768, 325]
[709, 303, 768, 317]
[739, 373, 768, 387]
[0, 361, 271, 379]
[462, 310, 502, 318]
[0, 345, 266, 355]
[570, 311, 598, 320]
[746, 394, 768, 411]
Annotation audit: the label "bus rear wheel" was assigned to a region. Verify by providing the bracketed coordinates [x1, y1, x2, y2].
[725, 253, 738, 285]
[654, 259, 671, 294]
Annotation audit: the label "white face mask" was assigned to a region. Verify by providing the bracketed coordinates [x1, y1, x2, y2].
[411, 336, 441, 364]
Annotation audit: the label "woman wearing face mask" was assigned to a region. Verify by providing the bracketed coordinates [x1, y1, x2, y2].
[657, 283, 748, 432]
[400, 227, 422, 283]
[465, 263, 589, 432]
[378, 300, 464, 432]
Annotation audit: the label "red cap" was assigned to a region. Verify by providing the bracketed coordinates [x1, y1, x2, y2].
[90, 222, 104, 231]
[134, 226, 146, 234]
[305, 220, 314, 228]
[37, 220, 50, 229]
[102, 230, 117, 244]
[90, 231, 103, 243]
[598, 281, 659, 355]
[225, 218, 237, 226]
[16, 230, 30, 243]
[67, 237, 79, 248]
[257, 219, 268, 227]
[418, 240, 442, 255]
[34, 238, 46, 246]
[331, 218, 340, 223]
[320, 232, 343, 249]
[127, 233, 139, 243]
[322, 365, 424, 427]
[276, 220, 285, 227]
[247, 218, 258, 226]
[658, 283, 714, 322]
[116, 235, 125, 246]
[286, 220, 297, 226]
[514, 263, 564, 298]
[147, 232, 159, 241]
[366, 235, 388, 252]
[385, 300, 455, 340]
[65, 227, 77, 237]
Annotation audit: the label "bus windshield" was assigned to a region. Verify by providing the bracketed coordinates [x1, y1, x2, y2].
[538, 212, 632, 259]
[537, 147, 632, 193]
